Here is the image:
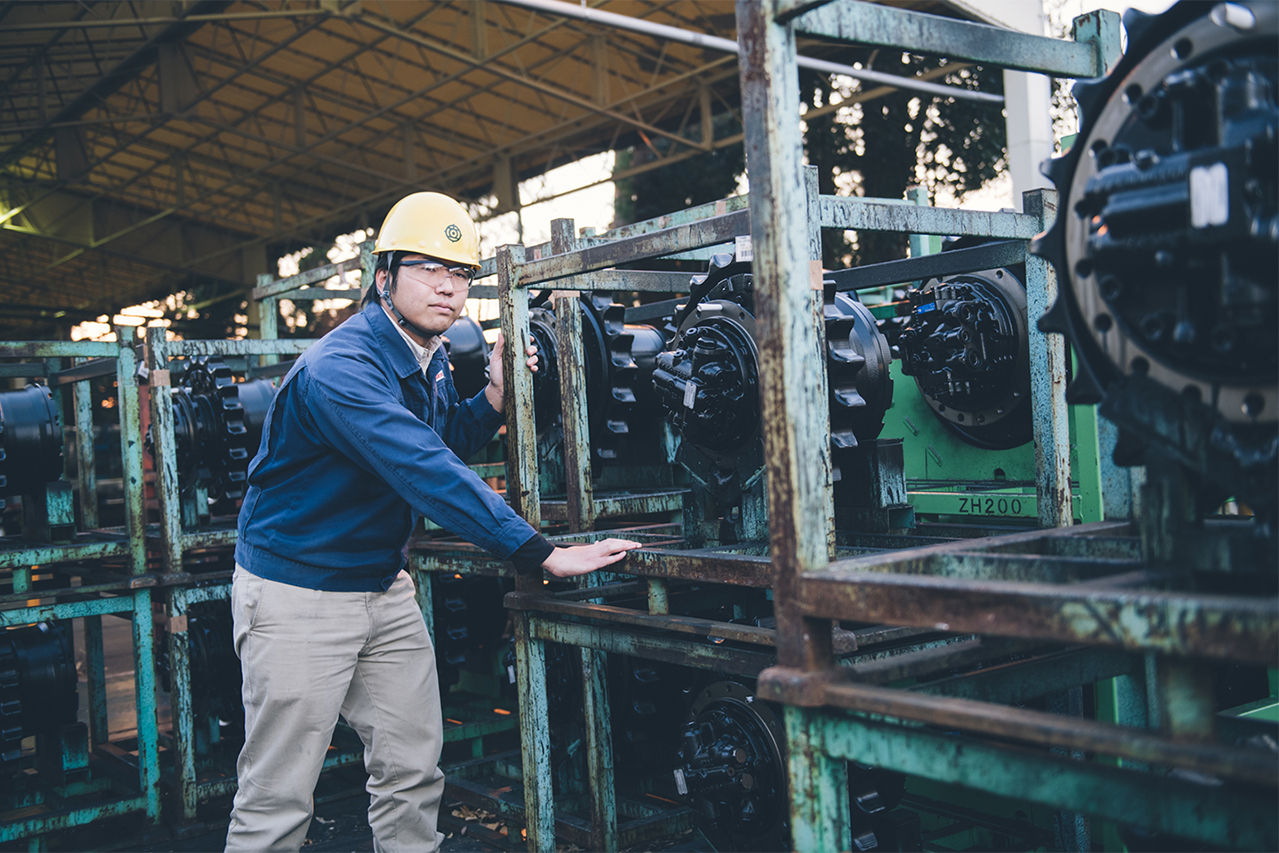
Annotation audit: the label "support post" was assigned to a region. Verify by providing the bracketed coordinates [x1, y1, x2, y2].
[737, 0, 833, 672]
[146, 327, 183, 571]
[581, 638, 616, 853]
[550, 219, 595, 533]
[256, 273, 280, 368]
[550, 215, 615, 850]
[73, 370, 98, 528]
[785, 707, 850, 853]
[115, 326, 161, 822]
[499, 243, 557, 849]
[83, 615, 109, 747]
[497, 245, 541, 565]
[1023, 188, 1073, 527]
[514, 612, 554, 852]
[169, 586, 199, 819]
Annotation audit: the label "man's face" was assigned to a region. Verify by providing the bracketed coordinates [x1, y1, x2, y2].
[378, 253, 470, 339]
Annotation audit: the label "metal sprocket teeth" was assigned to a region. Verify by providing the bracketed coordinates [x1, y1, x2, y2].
[824, 289, 892, 481]
[183, 357, 251, 503]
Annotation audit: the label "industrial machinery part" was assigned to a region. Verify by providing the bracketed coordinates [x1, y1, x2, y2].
[826, 289, 895, 491]
[156, 602, 242, 726]
[652, 253, 893, 506]
[0, 386, 63, 499]
[431, 574, 510, 694]
[672, 678, 908, 852]
[0, 623, 77, 766]
[441, 316, 491, 401]
[674, 680, 787, 850]
[158, 358, 275, 506]
[897, 267, 1031, 449]
[1034, 0, 1278, 522]
[528, 293, 666, 465]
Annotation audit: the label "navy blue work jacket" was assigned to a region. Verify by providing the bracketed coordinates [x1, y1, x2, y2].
[235, 303, 538, 591]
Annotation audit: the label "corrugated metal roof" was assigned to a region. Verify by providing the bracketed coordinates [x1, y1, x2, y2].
[0, 0, 980, 338]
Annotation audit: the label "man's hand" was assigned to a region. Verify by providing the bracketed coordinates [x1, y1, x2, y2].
[541, 538, 642, 578]
[485, 331, 538, 412]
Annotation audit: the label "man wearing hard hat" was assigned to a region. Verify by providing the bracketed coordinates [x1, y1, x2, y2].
[225, 191, 639, 851]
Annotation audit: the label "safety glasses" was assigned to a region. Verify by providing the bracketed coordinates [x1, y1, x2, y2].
[398, 259, 477, 288]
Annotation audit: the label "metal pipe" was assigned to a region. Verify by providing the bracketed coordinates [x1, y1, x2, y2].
[491, 0, 1003, 105]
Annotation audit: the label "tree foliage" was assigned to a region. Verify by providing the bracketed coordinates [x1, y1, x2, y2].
[613, 142, 745, 227]
[802, 53, 1006, 267]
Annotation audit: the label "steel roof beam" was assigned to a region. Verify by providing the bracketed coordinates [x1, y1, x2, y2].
[0, 0, 231, 172]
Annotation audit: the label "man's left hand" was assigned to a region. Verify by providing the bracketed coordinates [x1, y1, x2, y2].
[485, 331, 538, 411]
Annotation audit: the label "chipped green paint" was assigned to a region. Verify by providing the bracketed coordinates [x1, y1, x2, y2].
[785, 1, 1112, 77]
[816, 709, 1274, 849]
[784, 707, 850, 853]
[514, 612, 554, 853]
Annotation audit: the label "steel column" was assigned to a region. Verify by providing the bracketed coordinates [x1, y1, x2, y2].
[547, 215, 616, 850]
[118, 326, 161, 822]
[497, 245, 541, 537]
[580, 632, 616, 853]
[550, 219, 595, 533]
[513, 611, 553, 852]
[115, 328, 148, 578]
[168, 586, 199, 819]
[131, 588, 161, 823]
[1023, 189, 1073, 527]
[146, 327, 183, 573]
[784, 707, 850, 853]
[737, 0, 833, 671]
[82, 615, 109, 747]
[72, 368, 98, 528]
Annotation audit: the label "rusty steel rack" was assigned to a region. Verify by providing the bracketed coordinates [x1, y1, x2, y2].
[0, 331, 163, 845]
[469, 170, 1118, 851]
[735, 1, 1276, 851]
[417, 3, 1279, 853]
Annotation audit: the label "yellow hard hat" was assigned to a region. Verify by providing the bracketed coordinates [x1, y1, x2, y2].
[373, 191, 480, 268]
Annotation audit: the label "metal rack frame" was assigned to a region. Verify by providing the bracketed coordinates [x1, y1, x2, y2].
[0, 330, 162, 845]
[472, 154, 1097, 848]
[144, 330, 314, 820]
[734, 1, 1274, 850]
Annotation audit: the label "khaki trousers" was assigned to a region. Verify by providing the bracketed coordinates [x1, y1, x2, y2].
[225, 566, 445, 853]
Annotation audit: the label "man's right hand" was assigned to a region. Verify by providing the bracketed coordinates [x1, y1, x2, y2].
[541, 538, 642, 578]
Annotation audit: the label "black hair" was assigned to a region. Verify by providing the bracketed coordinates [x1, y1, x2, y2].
[362, 251, 402, 308]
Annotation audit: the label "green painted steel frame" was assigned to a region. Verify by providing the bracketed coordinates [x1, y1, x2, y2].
[0, 331, 162, 844]
[142, 332, 358, 822]
[480, 176, 1081, 847]
[784, 702, 1275, 849]
[474, 128, 1098, 849]
[738, 1, 1275, 850]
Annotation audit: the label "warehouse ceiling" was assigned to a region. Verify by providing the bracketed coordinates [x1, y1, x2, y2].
[1, 0, 989, 340]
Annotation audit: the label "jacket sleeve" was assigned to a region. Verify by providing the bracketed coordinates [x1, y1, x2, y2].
[298, 354, 537, 559]
[436, 363, 505, 461]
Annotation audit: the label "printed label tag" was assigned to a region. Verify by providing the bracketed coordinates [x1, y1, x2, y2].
[735, 234, 753, 263]
[683, 380, 698, 409]
[1190, 162, 1229, 228]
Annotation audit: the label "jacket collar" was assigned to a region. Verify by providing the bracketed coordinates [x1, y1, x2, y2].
[363, 302, 424, 380]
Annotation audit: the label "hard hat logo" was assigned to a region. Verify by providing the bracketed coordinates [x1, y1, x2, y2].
[445, 224, 463, 243]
